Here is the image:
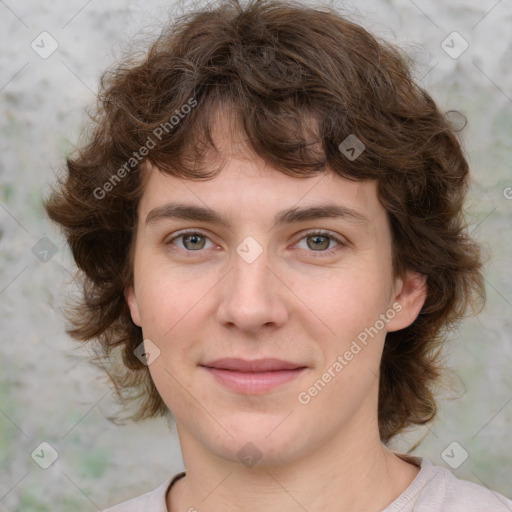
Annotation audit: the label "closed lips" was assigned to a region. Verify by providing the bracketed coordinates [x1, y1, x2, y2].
[200, 358, 307, 372]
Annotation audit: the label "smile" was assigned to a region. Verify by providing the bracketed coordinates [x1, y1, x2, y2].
[200, 358, 308, 394]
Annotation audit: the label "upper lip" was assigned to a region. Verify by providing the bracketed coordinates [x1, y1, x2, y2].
[201, 358, 306, 372]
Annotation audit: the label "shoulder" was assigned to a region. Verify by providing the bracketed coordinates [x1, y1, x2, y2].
[103, 472, 185, 512]
[396, 457, 512, 512]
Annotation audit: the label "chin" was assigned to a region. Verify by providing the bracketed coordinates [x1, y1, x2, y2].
[205, 418, 309, 469]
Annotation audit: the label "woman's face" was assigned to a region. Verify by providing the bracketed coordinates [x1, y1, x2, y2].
[125, 116, 426, 468]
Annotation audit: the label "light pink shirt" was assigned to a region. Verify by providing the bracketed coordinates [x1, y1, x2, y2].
[103, 457, 512, 511]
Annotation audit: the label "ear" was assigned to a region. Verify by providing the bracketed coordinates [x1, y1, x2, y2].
[386, 270, 427, 332]
[124, 285, 142, 327]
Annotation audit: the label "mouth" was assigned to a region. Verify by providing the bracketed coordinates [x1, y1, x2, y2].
[199, 358, 308, 394]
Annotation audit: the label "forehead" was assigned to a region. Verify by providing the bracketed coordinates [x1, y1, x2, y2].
[139, 163, 377, 214]
[137, 109, 385, 229]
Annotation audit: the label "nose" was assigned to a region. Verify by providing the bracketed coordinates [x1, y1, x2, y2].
[215, 244, 289, 334]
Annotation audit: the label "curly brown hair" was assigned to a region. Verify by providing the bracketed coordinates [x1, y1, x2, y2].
[44, 0, 485, 443]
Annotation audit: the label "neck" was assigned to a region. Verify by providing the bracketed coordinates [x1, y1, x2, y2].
[168, 422, 420, 512]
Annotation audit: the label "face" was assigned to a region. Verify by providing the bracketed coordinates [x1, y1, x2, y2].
[125, 115, 426, 468]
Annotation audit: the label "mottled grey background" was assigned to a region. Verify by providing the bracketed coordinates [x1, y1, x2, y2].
[0, 0, 511, 510]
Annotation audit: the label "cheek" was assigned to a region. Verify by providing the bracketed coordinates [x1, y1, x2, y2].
[146, 356, 193, 418]
[135, 268, 213, 379]
[291, 260, 392, 338]
[134, 264, 205, 337]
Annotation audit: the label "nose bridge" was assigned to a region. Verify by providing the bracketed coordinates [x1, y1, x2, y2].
[216, 238, 288, 331]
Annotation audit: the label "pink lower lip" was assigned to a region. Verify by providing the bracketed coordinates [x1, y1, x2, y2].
[203, 367, 306, 393]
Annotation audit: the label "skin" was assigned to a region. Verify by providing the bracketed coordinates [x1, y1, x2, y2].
[125, 112, 427, 511]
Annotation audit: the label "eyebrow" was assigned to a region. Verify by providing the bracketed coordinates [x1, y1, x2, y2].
[144, 202, 370, 227]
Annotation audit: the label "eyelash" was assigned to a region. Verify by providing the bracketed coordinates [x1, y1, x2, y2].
[166, 229, 346, 258]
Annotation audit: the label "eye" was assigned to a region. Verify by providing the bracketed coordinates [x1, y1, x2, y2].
[167, 230, 214, 251]
[294, 230, 344, 255]
[165, 229, 345, 257]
